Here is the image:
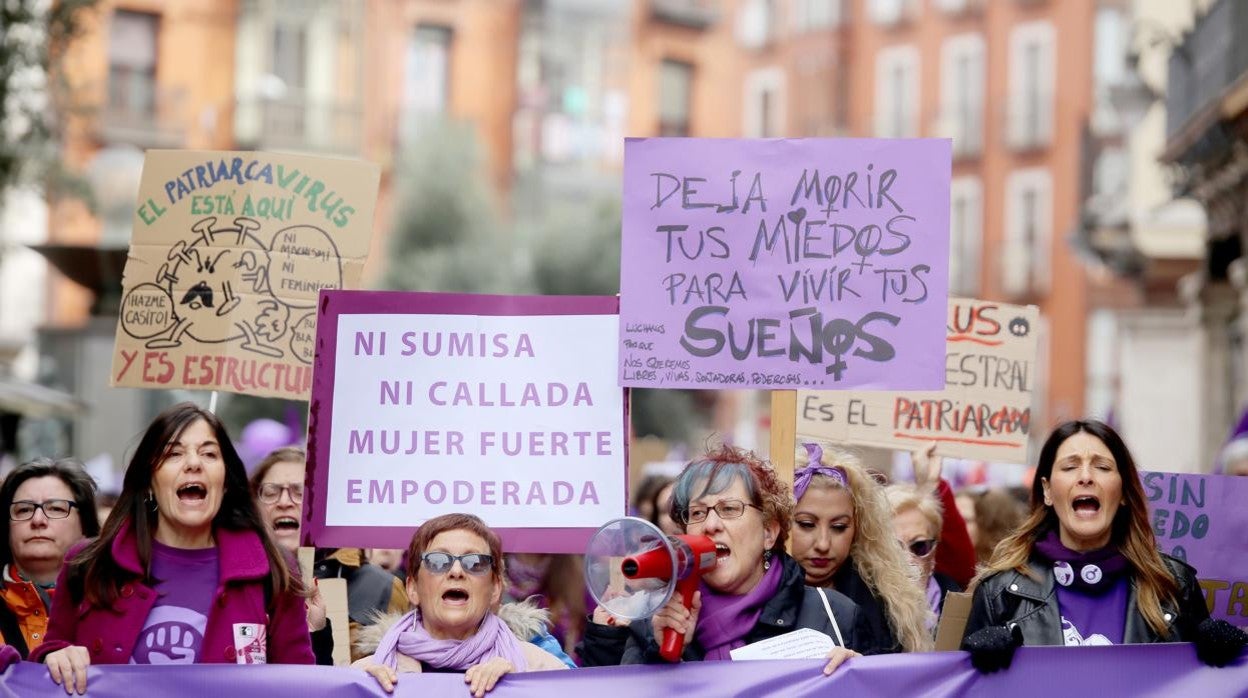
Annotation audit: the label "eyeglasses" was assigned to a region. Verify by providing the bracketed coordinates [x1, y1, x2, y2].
[905, 539, 938, 558]
[420, 552, 495, 576]
[258, 483, 304, 505]
[10, 499, 78, 521]
[681, 499, 763, 525]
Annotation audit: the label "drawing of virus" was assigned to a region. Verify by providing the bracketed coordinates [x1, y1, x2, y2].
[143, 216, 290, 358]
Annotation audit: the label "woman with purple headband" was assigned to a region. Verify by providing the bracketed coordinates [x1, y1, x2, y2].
[790, 442, 932, 654]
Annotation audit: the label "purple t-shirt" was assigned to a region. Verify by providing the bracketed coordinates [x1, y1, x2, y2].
[1055, 576, 1129, 646]
[130, 541, 220, 664]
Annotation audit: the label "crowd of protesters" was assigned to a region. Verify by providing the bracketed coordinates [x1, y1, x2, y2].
[0, 402, 1243, 695]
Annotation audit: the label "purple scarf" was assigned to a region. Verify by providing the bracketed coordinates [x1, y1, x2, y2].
[1033, 530, 1129, 595]
[925, 575, 941, 632]
[371, 609, 529, 672]
[793, 443, 849, 502]
[693, 560, 783, 660]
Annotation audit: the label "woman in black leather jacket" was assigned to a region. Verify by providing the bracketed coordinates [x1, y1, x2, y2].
[961, 420, 1245, 671]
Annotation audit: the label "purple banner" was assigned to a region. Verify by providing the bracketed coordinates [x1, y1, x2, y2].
[619, 137, 950, 390]
[1143, 472, 1248, 626]
[2, 645, 1244, 697]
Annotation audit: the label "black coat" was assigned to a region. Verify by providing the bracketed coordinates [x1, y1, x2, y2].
[579, 552, 868, 666]
[828, 558, 899, 654]
[964, 552, 1208, 646]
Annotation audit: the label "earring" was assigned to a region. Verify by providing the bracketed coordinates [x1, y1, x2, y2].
[763, 549, 773, 571]
[146, 492, 159, 512]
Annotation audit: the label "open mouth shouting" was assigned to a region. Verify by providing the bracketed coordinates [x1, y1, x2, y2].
[1071, 495, 1101, 519]
[441, 586, 471, 607]
[176, 482, 209, 505]
[272, 516, 299, 533]
[714, 542, 731, 561]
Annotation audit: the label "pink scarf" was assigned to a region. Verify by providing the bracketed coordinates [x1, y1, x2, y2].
[371, 610, 529, 672]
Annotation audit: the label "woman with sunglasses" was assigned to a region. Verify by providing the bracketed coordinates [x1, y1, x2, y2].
[357, 513, 567, 697]
[32, 403, 313, 694]
[961, 420, 1247, 672]
[886, 484, 961, 629]
[790, 442, 932, 654]
[581, 445, 866, 674]
[0, 458, 100, 658]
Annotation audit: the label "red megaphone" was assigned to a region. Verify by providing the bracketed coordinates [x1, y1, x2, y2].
[621, 534, 717, 662]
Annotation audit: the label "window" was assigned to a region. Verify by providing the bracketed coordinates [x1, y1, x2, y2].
[1007, 21, 1055, 150]
[793, 0, 844, 32]
[874, 45, 919, 138]
[949, 177, 982, 296]
[1002, 168, 1052, 297]
[272, 23, 307, 90]
[934, 0, 980, 13]
[744, 68, 785, 137]
[738, 0, 778, 48]
[869, 0, 916, 26]
[107, 11, 158, 118]
[399, 25, 453, 144]
[940, 34, 985, 157]
[659, 59, 694, 136]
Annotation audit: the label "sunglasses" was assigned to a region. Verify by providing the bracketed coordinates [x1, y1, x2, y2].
[905, 539, 937, 558]
[420, 552, 495, 576]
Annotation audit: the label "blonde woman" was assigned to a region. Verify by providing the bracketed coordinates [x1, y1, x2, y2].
[885, 484, 962, 628]
[790, 442, 933, 653]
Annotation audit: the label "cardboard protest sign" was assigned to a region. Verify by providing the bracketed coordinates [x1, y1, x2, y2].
[794, 298, 1038, 463]
[1143, 472, 1248, 627]
[619, 137, 951, 390]
[306, 291, 627, 553]
[111, 150, 380, 399]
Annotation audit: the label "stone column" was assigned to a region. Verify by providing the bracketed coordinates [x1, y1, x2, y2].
[1180, 271, 1239, 471]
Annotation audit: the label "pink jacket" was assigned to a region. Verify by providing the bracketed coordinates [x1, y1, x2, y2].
[30, 521, 313, 665]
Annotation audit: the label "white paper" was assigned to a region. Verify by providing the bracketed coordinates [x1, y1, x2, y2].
[729, 628, 836, 661]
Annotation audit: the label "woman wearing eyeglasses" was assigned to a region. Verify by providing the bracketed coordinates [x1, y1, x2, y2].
[581, 445, 866, 674]
[886, 484, 961, 629]
[31, 403, 313, 695]
[356, 513, 568, 697]
[250, 447, 409, 663]
[249, 446, 337, 665]
[790, 443, 932, 654]
[0, 458, 100, 658]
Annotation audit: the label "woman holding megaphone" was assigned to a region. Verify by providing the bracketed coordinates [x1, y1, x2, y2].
[581, 446, 867, 675]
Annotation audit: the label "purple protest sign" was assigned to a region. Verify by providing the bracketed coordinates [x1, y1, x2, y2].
[619, 137, 951, 390]
[305, 291, 627, 554]
[1143, 471, 1248, 626]
[1, 644, 1243, 697]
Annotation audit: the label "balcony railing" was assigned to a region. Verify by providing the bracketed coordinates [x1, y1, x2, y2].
[95, 73, 187, 149]
[998, 239, 1048, 301]
[1165, 0, 1248, 146]
[650, 0, 718, 30]
[1003, 92, 1054, 152]
[235, 93, 363, 156]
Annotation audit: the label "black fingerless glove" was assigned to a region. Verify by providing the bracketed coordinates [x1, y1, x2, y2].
[1194, 618, 1248, 668]
[961, 624, 1023, 673]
